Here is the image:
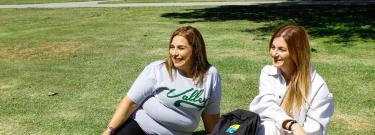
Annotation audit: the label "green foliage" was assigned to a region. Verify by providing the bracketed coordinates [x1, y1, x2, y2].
[0, 5, 374, 135]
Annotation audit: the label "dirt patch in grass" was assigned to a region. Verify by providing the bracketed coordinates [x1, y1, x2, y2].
[333, 111, 371, 130]
[229, 73, 247, 81]
[0, 42, 86, 61]
[0, 84, 12, 90]
[313, 53, 338, 61]
[313, 53, 375, 66]
[210, 49, 257, 57]
[0, 80, 18, 90]
[54, 110, 81, 121]
[147, 48, 167, 56]
[0, 121, 23, 134]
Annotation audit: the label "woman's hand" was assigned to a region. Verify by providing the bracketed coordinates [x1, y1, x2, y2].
[102, 96, 139, 135]
[291, 123, 307, 135]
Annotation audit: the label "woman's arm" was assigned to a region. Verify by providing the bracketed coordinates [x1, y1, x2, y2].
[303, 83, 334, 135]
[102, 96, 139, 135]
[283, 120, 307, 135]
[250, 66, 293, 129]
[201, 67, 221, 133]
[102, 62, 158, 134]
[201, 112, 220, 133]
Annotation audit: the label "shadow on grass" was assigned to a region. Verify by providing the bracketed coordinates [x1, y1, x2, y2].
[161, 2, 375, 45]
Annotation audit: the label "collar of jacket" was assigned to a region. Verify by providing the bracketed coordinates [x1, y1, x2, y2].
[266, 65, 317, 82]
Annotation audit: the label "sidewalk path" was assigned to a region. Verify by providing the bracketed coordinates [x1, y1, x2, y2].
[0, 1, 374, 9]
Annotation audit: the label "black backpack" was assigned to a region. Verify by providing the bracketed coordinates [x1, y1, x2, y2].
[209, 109, 260, 135]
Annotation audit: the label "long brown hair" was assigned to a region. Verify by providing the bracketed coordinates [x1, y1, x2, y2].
[269, 24, 312, 115]
[165, 26, 211, 85]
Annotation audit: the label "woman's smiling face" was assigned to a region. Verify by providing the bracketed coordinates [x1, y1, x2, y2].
[270, 37, 294, 72]
[169, 35, 193, 75]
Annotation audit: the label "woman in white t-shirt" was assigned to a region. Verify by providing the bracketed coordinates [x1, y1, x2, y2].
[249, 24, 334, 135]
[102, 26, 221, 135]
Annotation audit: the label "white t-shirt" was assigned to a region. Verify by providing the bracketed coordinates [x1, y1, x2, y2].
[127, 60, 221, 135]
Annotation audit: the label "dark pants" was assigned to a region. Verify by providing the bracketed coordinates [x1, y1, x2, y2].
[114, 118, 147, 135]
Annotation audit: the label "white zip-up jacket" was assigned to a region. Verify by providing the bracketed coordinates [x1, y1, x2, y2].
[250, 65, 334, 135]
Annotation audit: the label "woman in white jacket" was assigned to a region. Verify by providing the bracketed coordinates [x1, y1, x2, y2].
[249, 24, 334, 135]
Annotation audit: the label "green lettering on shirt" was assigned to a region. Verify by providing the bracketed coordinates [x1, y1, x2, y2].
[166, 88, 208, 109]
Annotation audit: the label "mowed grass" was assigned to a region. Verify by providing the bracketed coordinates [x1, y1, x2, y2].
[0, 0, 286, 5]
[0, 5, 374, 135]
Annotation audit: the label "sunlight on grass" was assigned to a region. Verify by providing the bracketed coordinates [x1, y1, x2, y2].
[210, 48, 258, 58]
[0, 42, 86, 61]
[0, 4, 374, 134]
[330, 110, 374, 134]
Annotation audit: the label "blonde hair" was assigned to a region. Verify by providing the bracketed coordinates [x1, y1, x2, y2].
[269, 24, 311, 115]
[165, 26, 210, 85]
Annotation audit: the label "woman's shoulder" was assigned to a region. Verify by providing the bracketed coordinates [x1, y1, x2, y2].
[310, 67, 333, 100]
[142, 60, 166, 72]
[207, 65, 220, 75]
[311, 67, 327, 86]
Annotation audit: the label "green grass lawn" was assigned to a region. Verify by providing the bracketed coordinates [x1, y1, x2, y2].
[0, 4, 374, 135]
[0, 0, 285, 5]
